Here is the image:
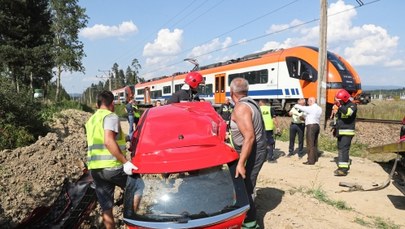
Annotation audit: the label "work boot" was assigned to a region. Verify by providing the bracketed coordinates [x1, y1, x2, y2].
[334, 168, 348, 176]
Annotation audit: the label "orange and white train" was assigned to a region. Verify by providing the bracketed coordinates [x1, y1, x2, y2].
[131, 46, 370, 114]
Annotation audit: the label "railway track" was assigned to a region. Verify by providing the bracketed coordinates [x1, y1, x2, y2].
[356, 118, 402, 125]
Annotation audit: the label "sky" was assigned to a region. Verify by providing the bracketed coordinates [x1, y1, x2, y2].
[63, 0, 405, 94]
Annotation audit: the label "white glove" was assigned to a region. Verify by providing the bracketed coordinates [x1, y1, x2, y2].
[123, 161, 138, 175]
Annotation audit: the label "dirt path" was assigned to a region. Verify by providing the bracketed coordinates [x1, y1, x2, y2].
[121, 121, 405, 228]
[257, 140, 405, 228]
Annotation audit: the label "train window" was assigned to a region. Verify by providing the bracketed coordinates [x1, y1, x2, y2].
[163, 86, 171, 94]
[175, 84, 182, 92]
[286, 57, 317, 82]
[137, 89, 144, 95]
[228, 69, 268, 85]
[215, 77, 219, 93]
[151, 90, 162, 99]
[197, 84, 213, 95]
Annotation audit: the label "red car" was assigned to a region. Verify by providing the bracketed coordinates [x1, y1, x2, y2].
[124, 102, 249, 229]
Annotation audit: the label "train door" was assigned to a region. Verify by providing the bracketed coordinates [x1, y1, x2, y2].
[214, 73, 226, 104]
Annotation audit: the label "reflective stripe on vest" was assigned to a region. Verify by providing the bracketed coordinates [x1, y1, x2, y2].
[260, 105, 274, 131]
[338, 129, 355, 136]
[85, 109, 126, 169]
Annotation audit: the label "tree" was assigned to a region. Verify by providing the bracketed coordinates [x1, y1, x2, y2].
[118, 69, 125, 88]
[50, 0, 88, 101]
[125, 66, 135, 85]
[111, 63, 119, 89]
[131, 58, 144, 83]
[0, 0, 53, 94]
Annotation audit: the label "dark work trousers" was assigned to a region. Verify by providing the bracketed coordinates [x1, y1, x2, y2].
[337, 135, 353, 168]
[265, 130, 275, 160]
[306, 124, 320, 164]
[235, 144, 267, 223]
[289, 123, 305, 156]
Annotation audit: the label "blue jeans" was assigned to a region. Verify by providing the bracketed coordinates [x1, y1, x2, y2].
[128, 115, 135, 137]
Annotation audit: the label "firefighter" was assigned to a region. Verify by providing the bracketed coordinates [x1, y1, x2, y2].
[85, 90, 138, 228]
[333, 89, 357, 176]
[166, 71, 204, 104]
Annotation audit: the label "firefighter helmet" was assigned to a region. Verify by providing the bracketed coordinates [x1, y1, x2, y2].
[335, 89, 351, 103]
[184, 72, 203, 89]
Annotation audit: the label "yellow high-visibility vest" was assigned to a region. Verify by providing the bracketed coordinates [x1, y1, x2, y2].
[132, 105, 141, 118]
[85, 109, 126, 169]
[260, 105, 274, 131]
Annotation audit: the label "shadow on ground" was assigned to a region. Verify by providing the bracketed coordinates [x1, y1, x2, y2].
[255, 187, 284, 228]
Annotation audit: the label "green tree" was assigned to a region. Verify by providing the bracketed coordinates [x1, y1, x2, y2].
[0, 0, 53, 94]
[50, 0, 88, 101]
[118, 69, 125, 88]
[111, 62, 119, 89]
[131, 58, 143, 83]
[125, 66, 135, 85]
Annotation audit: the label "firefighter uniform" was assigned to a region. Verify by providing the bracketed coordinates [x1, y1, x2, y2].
[335, 100, 357, 176]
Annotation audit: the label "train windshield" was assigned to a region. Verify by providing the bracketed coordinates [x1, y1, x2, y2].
[328, 52, 348, 72]
[124, 164, 237, 222]
[327, 52, 356, 91]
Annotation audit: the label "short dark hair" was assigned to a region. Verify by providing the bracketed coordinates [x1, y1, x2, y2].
[97, 90, 114, 108]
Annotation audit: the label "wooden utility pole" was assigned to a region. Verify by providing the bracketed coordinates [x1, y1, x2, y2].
[318, 0, 328, 130]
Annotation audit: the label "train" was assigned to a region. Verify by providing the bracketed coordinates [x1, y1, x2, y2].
[114, 46, 370, 115]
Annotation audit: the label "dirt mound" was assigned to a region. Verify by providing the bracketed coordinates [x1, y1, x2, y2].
[0, 109, 91, 228]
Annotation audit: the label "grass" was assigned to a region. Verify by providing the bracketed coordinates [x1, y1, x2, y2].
[357, 100, 405, 120]
[278, 128, 368, 158]
[306, 187, 352, 210]
[354, 216, 400, 229]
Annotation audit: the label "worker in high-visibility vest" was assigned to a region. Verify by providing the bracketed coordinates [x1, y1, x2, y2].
[258, 99, 279, 163]
[85, 90, 138, 228]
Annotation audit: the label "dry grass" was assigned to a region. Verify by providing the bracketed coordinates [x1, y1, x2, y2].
[357, 100, 405, 120]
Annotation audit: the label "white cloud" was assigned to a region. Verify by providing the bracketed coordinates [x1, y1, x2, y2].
[80, 21, 138, 40]
[187, 37, 232, 62]
[143, 29, 183, 57]
[262, 0, 402, 67]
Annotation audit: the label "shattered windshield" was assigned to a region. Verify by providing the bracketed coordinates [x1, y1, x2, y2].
[124, 165, 237, 222]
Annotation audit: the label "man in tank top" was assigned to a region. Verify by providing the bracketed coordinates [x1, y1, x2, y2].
[229, 77, 267, 229]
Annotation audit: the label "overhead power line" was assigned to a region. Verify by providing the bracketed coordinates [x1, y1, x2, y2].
[138, 0, 381, 78]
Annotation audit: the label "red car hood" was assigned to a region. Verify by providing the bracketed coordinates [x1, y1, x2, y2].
[130, 102, 238, 173]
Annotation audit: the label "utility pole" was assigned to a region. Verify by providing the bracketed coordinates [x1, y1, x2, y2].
[318, 0, 328, 130]
[98, 69, 112, 91]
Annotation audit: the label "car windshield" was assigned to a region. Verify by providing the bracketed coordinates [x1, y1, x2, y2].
[124, 164, 237, 222]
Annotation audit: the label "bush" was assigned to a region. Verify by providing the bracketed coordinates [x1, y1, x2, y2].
[0, 78, 46, 150]
[0, 78, 93, 150]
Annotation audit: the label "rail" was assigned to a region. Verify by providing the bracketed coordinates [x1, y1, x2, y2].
[356, 118, 402, 125]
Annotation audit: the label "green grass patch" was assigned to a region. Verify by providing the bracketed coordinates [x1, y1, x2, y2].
[306, 187, 352, 210]
[373, 217, 400, 229]
[354, 217, 371, 227]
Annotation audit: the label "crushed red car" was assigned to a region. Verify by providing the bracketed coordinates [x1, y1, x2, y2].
[124, 102, 249, 229]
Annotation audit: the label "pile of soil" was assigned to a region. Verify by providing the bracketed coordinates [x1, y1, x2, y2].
[0, 109, 91, 228]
